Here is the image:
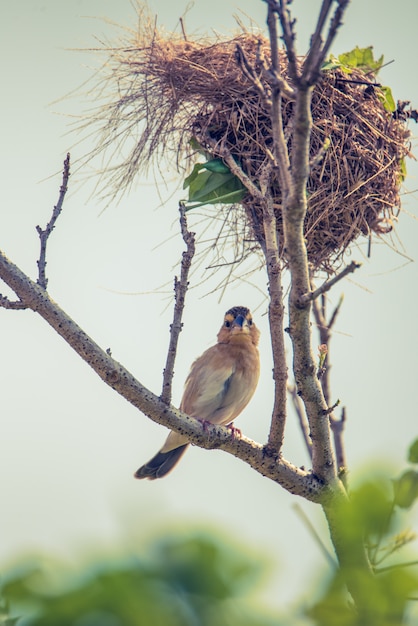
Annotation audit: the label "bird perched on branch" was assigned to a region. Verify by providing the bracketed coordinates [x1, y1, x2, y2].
[135, 306, 260, 480]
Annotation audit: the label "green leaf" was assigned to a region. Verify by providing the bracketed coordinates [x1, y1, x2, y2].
[398, 157, 407, 184]
[185, 188, 246, 210]
[183, 162, 205, 189]
[408, 438, 418, 464]
[338, 46, 384, 73]
[321, 57, 342, 71]
[183, 157, 246, 209]
[394, 469, 418, 509]
[183, 158, 233, 188]
[189, 136, 210, 158]
[377, 85, 396, 112]
[202, 158, 231, 174]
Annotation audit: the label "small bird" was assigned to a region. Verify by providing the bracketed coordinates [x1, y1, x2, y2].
[135, 305, 260, 480]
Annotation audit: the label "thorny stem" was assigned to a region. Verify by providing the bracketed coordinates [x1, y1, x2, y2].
[161, 204, 195, 405]
[0, 154, 71, 310]
[36, 153, 71, 289]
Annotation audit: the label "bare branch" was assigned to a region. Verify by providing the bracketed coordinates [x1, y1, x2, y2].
[330, 408, 347, 474]
[235, 43, 271, 105]
[0, 294, 28, 310]
[300, 261, 361, 306]
[261, 191, 288, 453]
[282, 97, 336, 481]
[266, 2, 292, 195]
[269, 0, 299, 81]
[302, 0, 350, 85]
[36, 153, 71, 289]
[161, 203, 195, 404]
[0, 246, 325, 501]
[312, 293, 347, 471]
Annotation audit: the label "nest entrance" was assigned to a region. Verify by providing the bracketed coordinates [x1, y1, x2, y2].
[98, 29, 413, 273]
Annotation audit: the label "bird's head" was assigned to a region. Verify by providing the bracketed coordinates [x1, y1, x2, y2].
[217, 306, 260, 346]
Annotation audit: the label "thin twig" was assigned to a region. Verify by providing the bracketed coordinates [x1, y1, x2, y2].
[0, 293, 27, 310]
[179, 17, 188, 42]
[289, 384, 312, 460]
[312, 291, 347, 474]
[36, 153, 71, 289]
[293, 503, 337, 567]
[0, 154, 70, 310]
[269, 0, 299, 81]
[266, 2, 292, 195]
[161, 203, 196, 405]
[302, 0, 350, 85]
[261, 189, 288, 454]
[330, 408, 346, 473]
[235, 43, 271, 105]
[300, 261, 361, 306]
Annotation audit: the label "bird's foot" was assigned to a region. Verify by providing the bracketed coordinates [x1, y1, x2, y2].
[226, 422, 242, 439]
[198, 419, 212, 432]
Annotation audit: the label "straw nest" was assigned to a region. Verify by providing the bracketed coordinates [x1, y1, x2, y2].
[96, 29, 412, 273]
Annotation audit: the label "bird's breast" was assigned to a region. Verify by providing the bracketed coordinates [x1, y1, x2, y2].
[180, 339, 259, 425]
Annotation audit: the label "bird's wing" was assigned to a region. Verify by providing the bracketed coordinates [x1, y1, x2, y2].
[180, 345, 235, 422]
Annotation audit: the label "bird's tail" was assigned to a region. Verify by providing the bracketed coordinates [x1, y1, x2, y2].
[134, 444, 189, 480]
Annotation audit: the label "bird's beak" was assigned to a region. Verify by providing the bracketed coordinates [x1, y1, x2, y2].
[233, 315, 245, 327]
[231, 314, 249, 334]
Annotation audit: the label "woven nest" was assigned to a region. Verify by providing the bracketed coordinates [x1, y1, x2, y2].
[94, 28, 413, 273]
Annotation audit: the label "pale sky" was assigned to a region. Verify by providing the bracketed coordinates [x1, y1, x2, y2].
[1, 0, 418, 615]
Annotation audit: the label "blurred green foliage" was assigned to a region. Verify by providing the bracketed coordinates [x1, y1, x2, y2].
[0, 532, 280, 626]
[2, 442, 418, 625]
[307, 439, 418, 625]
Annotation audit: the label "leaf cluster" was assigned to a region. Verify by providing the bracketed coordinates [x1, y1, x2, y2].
[183, 153, 245, 210]
[322, 46, 396, 112]
[0, 533, 278, 626]
[308, 442, 418, 625]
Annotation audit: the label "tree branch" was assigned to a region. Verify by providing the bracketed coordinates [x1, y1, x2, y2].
[0, 247, 326, 502]
[36, 153, 71, 289]
[160, 203, 195, 404]
[272, 0, 351, 483]
[261, 190, 288, 453]
[289, 384, 312, 460]
[280, 85, 336, 482]
[266, 3, 292, 195]
[235, 43, 272, 106]
[269, 0, 299, 81]
[302, 0, 350, 85]
[0, 294, 27, 310]
[312, 292, 347, 472]
[300, 261, 361, 306]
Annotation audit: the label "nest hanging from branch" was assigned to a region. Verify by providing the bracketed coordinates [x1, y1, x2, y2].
[90, 25, 413, 273]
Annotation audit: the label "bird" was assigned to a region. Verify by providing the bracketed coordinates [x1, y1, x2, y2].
[135, 305, 260, 480]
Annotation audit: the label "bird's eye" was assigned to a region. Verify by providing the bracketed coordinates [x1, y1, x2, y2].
[248, 318, 253, 326]
[224, 320, 231, 328]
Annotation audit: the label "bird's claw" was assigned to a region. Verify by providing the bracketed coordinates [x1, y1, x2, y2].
[198, 419, 212, 432]
[226, 422, 242, 439]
